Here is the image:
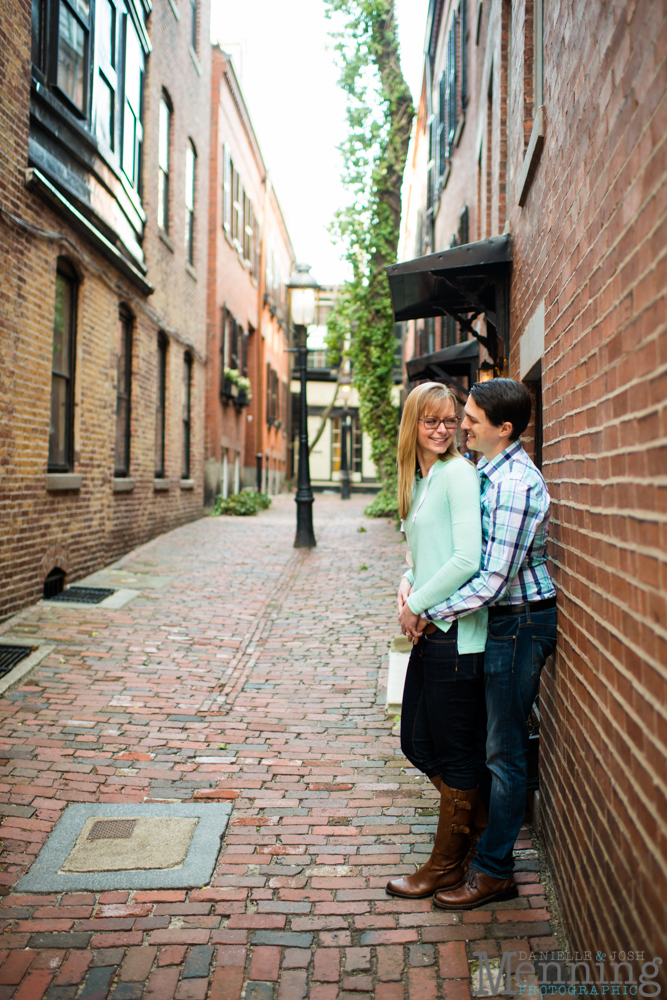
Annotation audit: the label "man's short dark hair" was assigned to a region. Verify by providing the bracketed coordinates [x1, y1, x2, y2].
[469, 378, 532, 441]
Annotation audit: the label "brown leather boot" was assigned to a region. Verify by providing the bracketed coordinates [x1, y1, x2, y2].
[462, 797, 488, 874]
[386, 784, 477, 899]
[433, 868, 518, 910]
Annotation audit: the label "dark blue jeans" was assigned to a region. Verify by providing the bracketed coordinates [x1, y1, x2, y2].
[400, 624, 484, 790]
[473, 605, 558, 879]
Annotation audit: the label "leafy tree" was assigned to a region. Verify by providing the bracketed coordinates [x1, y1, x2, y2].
[325, 0, 414, 515]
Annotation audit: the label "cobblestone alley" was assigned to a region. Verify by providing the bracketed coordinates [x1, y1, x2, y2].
[0, 495, 558, 999]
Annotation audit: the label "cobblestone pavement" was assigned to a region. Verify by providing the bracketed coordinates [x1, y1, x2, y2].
[0, 495, 558, 999]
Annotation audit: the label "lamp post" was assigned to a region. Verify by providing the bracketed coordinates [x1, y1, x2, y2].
[287, 263, 319, 548]
[340, 383, 351, 500]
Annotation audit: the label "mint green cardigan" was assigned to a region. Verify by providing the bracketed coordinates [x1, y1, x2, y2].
[404, 456, 488, 653]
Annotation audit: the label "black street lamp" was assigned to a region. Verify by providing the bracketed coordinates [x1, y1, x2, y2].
[287, 263, 319, 548]
[340, 382, 351, 501]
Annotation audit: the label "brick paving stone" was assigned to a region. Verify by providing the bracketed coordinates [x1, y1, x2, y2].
[248, 945, 280, 981]
[143, 966, 180, 999]
[276, 969, 307, 1000]
[0, 496, 559, 999]
[110, 986, 143, 1000]
[313, 947, 341, 982]
[245, 985, 276, 1000]
[119, 946, 156, 981]
[54, 951, 92, 985]
[13, 969, 54, 999]
[0, 950, 35, 984]
[78, 966, 114, 999]
[175, 979, 208, 999]
[208, 966, 244, 1000]
[181, 945, 214, 979]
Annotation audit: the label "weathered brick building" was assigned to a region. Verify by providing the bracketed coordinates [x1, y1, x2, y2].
[0, 0, 210, 617]
[205, 48, 294, 505]
[396, 0, 666, 963]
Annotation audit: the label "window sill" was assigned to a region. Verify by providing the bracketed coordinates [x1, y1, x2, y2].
[185, 262, 197, 281]
[113, 477, 135, 493]
[180, 479, 195, 490]
[46, 473, 82, 491]
[159, 229, 175, 253]
[189, 46, 202, 77]
[154, 478, 170, 491]
[518, 106, 546, 207]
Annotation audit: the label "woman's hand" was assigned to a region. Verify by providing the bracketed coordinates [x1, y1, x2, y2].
[397, 577, 413, 615]
[399, 602, 423, 639]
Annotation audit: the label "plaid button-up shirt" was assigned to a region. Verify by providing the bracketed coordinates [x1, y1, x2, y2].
[424, 441, 556, 622]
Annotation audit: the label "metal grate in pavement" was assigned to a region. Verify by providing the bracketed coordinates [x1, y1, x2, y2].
[88, 819, 137, 841]
[49, 587, 115, 604]
[0, 646, 33, 678]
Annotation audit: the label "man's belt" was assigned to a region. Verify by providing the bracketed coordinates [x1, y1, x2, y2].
[488, 596, 557, 618]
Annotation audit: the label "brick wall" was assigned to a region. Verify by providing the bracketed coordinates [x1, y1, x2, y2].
[0, 0, 210, 619]
[402, 0, 667, 963]
[516, 0, 667, 963]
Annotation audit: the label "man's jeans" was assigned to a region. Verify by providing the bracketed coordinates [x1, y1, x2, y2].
[472, 605, 558, 880]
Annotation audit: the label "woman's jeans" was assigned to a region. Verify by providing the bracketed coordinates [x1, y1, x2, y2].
[472, 605, 558, 880]
[400, 623, 484, 791]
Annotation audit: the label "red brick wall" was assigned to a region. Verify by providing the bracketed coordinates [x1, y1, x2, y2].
[0, 0, 210, 618]
[515, 0, 667, 963]
[404, 0, 667, 963]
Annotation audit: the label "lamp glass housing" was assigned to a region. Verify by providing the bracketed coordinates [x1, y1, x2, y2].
[290, 288, 316, 327]
[476, 362, 497, 382]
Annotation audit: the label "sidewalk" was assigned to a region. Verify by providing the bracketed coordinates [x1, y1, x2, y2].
[0, 494, 558, 999]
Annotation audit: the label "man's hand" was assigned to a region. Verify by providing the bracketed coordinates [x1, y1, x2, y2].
[397, 577, 413, 614]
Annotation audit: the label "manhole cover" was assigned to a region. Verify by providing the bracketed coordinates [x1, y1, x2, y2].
[88, 819, 137, 841]
[50, 587, 115, 604]
[0, 646, 33, 678]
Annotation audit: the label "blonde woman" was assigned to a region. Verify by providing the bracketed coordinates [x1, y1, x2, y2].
[386, 382, 488, 900]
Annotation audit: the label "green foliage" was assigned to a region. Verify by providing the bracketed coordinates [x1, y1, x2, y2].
[364, 490, 399, 519]
[325, 0, 414, 517]
[211, 491, 272, 517]
[359, 563, 369, 570]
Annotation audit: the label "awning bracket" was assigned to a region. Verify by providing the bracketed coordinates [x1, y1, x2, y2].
[439, 275, 497, 326]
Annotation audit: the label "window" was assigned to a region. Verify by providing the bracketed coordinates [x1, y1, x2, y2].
[461, 0, 469, 108]
[222, 143, 232, 233]
[48, 260, 77, 471]
[243, 192, 252, 263]
[31, 0, 45, 71]
[122, 18, 144, 189]
[534, 0, 544, 110]
[446, 17, 458, 153]
[56, 0, 91, 114]
[190, 0, 197, 52]
[155, 333, 167, 477]
[182, 353, 192, 479]
[266, 365, 279, 425]
[229, 316, 240, 370]
[232, 167, 242, 248]
[220, 307, 228, 376]
[95, 0, 117, 149]
[331, 417, 362, 476]
[437, 74, 446, 183]
[185, 140, 196, 264]
[114, 306, 132, 476]
[158, 94, 171, 232]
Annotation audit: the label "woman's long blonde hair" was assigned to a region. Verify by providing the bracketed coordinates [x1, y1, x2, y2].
[397, 382, 463, 520]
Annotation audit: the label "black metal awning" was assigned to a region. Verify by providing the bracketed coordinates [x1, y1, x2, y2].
[386, 234, 512, 370]
[406, 338, 479, 397]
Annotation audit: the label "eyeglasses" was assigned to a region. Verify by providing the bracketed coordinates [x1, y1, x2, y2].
[419, 416, 460, 430]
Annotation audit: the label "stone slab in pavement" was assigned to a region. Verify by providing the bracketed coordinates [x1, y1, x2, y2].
[0, 494, 559, 999]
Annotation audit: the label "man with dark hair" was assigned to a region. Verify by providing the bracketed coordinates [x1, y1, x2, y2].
[400, 377, 557, 909]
